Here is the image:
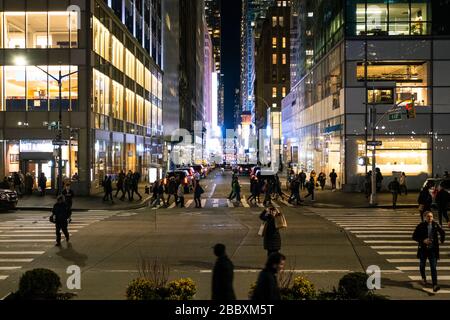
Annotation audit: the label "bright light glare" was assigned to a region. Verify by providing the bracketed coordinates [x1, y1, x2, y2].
[14, 56, 28, 66]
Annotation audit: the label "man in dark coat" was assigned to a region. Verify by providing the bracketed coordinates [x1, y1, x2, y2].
[260, 207, 281, 256]
[52, 195, 71, 246]
[388, 177, 401, 209]
[418, 182, 433, 222]
[251, 252, 286, 301]
[413, 211, 445, 292]
[166, 177, 177, 205]
[211, 244, 236, 301]
[115, 170, 126, 199]
[329, 169, 338, 191]
[131, 171, 142, 200]
[102, 176, 114, 203]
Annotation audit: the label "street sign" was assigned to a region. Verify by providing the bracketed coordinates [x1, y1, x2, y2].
[52, 140, 68, 146]
[367, 140, 382, 147]
[388, 112, 402, 121]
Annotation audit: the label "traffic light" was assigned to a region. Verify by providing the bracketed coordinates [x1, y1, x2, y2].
[405, 100, 416, 119]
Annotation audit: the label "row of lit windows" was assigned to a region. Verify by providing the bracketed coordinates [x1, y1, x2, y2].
[272, 53, 287, 65]
[0, 11, 78, 49]
[272, 37, 287, 49]
[0, 66, 78, 112]
[93, 17, 162, 99]
[93, 69, 162, 131]
[271, 16, 285, 27]
[272, 86, 287, 99]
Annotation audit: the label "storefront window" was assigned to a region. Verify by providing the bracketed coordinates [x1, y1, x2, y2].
[4, 12, 25, 48]
[27, 12, 48, 48]
[112, 141, 123, 174]
[396, 85, 428, 106]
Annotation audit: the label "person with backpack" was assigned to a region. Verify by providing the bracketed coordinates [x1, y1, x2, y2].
[388, 177, 401, 209]
[194, 181, 204, 208]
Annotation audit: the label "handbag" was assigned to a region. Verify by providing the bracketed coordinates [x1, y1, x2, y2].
[258, 222, 267, 237]
[49, 215, 55, 224]
[275, 213, 288, 229]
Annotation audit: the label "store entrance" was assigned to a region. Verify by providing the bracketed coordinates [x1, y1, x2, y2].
[20, 153, 55, 190]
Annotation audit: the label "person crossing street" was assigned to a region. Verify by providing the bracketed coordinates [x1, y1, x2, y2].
[51, 195, 71, 247]
[388, 177, 401, 209]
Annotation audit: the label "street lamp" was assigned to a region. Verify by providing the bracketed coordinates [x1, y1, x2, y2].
[15, 56, 78, 195]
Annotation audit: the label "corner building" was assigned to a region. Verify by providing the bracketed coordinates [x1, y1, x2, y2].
[282, 0, 450, 191]
[0, 0, 164, 195]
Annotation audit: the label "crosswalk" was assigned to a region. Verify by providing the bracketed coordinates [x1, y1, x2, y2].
[150, 195, 300, 210]
[0, 212, 115, 283]
[320, 211, 450, 289]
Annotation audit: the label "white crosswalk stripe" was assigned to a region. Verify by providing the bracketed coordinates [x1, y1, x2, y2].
[320, 211, 450, 290]
[0, 212, 115, 283]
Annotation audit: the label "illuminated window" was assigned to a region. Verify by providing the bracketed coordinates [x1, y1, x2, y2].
[282, 54, 287, 64]
[145, 100, 152, 128]
[27, 12, 47, 48]
[272, 54, 277, 64]
[112, 36, 124, 71]
[125, 89, 135, 123]
[93, 17, 110, 59]
[306, 50, 314, 56]
[136, 95, 144, 126]
[4, 12, 25, 48]
[282, 37, 286, 48]
[272, 16, 277, 27]
[272, 103, 277, 108]
[272, 37, 277, 48]
[92, 69, 110, 117]
[279, 16, 284, 27]
[272, 87, 277, 98]
[136, 60, 144, 87]
[151, 72, 158, 98]
[112, 81, 124, 120]
[308, 12, 313, 18]
[145, 68, 152, 92]
[125, 49, 135, 80]
[282, 87, 286, 97]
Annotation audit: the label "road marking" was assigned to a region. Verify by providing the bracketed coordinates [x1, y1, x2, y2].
[351, 231, 412, 234]
[345, 227, 415, 230]
[388, 259, 450, 263]
[372, 245, 450, 249]
[398, 266, 450, 271]
[356, 235, 411, 238]
[212, 199, 219, 208]
[279, 199, 293, 207]
[365, 240, 416, 244]
[410, 276, 450, 281]
[422, 288, 450, 294]
[227, 200, 233, 208]
[199, 269, 353, 274]
[201, 199, 207, 208]
[208, 184, 216, 198]
[0, 276, 8, 280]
[0, 234, 71, 237]
[0, 251, 45, 255]
[377, 251, 450, 255]
[241, 195, 250, 208]
[0, 266, 21, 270]
[3, 230, 78, 234]
[0, 259, 33, 262]
[185, 200, 194, 208]
[0, 239, 55, 243]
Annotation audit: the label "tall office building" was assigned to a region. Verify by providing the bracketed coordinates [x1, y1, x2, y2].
[0, 0, 164, 195]
[282, 0, 450, 191]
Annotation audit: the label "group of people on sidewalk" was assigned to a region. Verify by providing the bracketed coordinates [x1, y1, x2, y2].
[102, 170, 143, 204]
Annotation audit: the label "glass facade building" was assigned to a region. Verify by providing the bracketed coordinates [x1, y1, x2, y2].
[282, 0, 450, 191]
[0, 0, 164, 195]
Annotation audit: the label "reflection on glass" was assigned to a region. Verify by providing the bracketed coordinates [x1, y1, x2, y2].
[27, 66, 48, 111]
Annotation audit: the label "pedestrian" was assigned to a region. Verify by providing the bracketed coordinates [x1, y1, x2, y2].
[413, 211, 445, 292]
[248, 176, 259, 203]
[102, 175, 114, 203]
[288, 177, 302, 205]
[304, 176, 315, 201]
[25, 173, 33, 195]
[156, 179, 167, 207]
[72, 172, 79, 181]
[418, 182, 433, 222]
[375, 168, 383, 192]
[388, 177, 401, 209]
[194, 181, 204, 208]
[231, 178, 241, 203]
[436, 185, 450, 227]
[124, 171, 133, 201]
[399, 172, 407, 195]
[228, 176, 236, 200]
[299, 170, 306, 190]
[318, 172, 326, 191]
[259, 207, 282, 256]
[251, 252, 286, 301]
[166, 176, 177, 205]
[132, 171, 143, 201]
[364, 171, 372, 198]
[62, 184, 75, 215]
[310, 170, 317, 187]
[329, 169, 337, 191]
[115, 170, 126, 200]
[13, 172, 21, 194]
[51, 195, 71, 247]
[263, 180, 272, 206]
[38, 172, 47, 196]
[176, 180, 185, 208]
[211, 243, 236, 301]
[273, 174, 285, 200]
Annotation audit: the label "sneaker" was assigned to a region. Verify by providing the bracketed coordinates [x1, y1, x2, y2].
[433, 285, 440, 292]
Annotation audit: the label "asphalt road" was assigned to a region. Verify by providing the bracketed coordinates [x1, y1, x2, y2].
[0, 170, 448, 300]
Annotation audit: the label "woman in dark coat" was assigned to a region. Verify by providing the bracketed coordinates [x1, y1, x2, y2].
[413, 211, 445, 292]
[260, 207, 281, 256]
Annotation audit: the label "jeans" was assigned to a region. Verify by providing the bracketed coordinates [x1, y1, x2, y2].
[419, 250, 438, 285]
[438, 208, 449, 226]
[56, 222, 69, 244]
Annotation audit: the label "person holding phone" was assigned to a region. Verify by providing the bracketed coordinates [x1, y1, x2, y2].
[259, 206, 281, 256]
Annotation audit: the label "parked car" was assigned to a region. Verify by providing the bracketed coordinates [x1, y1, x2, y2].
[0, 188, 18, 211]
[422, 178, 450, 208]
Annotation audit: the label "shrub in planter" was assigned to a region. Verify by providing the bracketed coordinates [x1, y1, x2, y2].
[337, 272, 370, 299]
[167, 278, 197, 300]
[126, 278, 169, 300]
[290, 276, 316, 300]
[16, 268, 62, 300]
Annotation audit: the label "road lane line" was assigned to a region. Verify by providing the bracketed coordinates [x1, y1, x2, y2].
[0, 259, 34, 262]
[355, 235, 411, 238]
[409, 276, 450, 281]
[0, 251, 45, 255]
[208, 184, 216, 198]
[0, 266, 21, 270]
[201, 199, 207, 208]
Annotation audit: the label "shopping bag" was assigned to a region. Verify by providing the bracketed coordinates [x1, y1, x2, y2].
[275, 213, 288, 229]
[258, 222, 267, 236]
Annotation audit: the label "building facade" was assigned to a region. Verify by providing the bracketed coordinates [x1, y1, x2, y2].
[282, 0, 450, 191]
[0, 0, 164, 195]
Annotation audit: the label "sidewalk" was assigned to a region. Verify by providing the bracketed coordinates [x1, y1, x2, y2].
[16, 188, 151, 211]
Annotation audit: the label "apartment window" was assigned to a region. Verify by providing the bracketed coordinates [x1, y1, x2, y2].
[272, 54, 277, 64]
[282, 54, 287, 64]
[272, 16, 277, 27]
[93, 17, 110, 60]
[282, 87, 286, 98]
[279, 16, 284, 27]
[136, 60, 144, 87]
[272, 87, 277, 98]
[272, 37, 277, 48]
[282, 37, 286, 48]
[125, 89, 135, 123]
[112, 80, 124, 120]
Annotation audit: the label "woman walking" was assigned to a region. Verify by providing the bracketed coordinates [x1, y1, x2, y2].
[259, 207, 282, 256]
[399, 172, 408, 195]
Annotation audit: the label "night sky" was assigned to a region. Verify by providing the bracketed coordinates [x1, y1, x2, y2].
[221, 0, 242, 130]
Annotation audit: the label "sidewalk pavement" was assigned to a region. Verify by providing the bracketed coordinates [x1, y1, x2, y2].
[16, 188, 151, 211]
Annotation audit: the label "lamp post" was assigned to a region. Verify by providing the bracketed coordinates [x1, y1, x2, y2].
[15, 57, 77, 195]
